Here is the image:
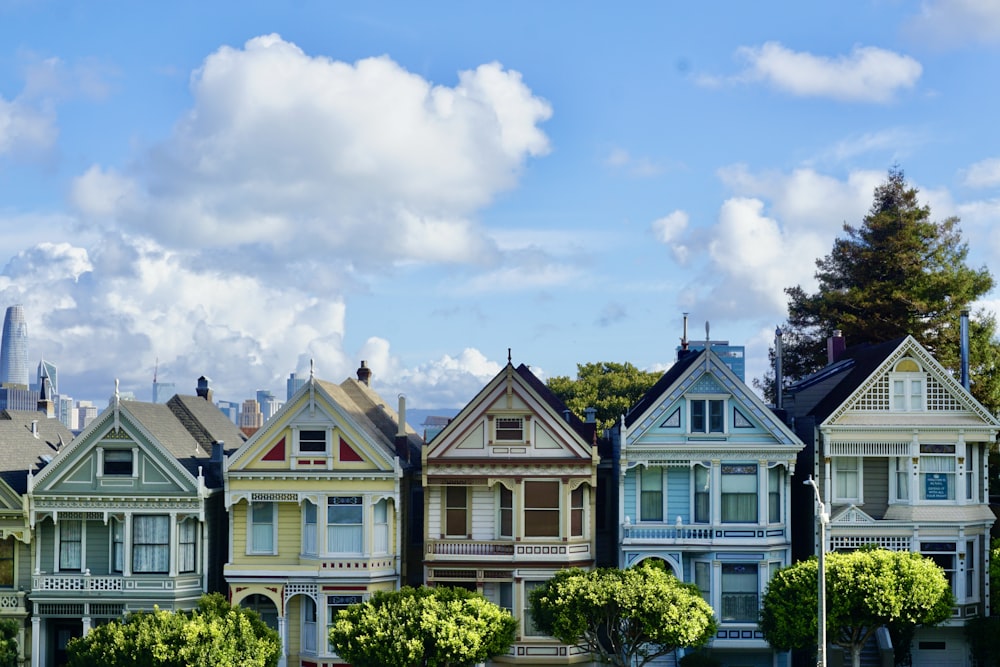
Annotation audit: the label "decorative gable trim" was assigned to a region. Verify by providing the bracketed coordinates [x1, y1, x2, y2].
[830, 504, 876, 524]
[825, 336, 1000, 427]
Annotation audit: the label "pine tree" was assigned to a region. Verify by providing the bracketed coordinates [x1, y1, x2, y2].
[759, 167, 1000, 411]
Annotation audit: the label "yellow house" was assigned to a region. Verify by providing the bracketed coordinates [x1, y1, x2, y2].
[224, 365, 422, 667]
[423, 361, 598, 665]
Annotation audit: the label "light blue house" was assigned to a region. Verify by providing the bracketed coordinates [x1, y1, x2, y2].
[612, 345, 803, 667]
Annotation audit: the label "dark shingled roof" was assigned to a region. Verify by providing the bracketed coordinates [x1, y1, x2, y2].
[0, 411, 74, 494]
[337, 378, 424, 464]
[514, 363, 595, 444]
[790, 337, 906, 421]
[624, 350, 704, 428]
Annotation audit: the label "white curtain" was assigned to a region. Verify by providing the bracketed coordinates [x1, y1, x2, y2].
[133, 515, 169, 573]
[251, 502, 274, 553]
[373, 500, 388, 554]
[112, 520, 124, 572]
[59, 520, 82, 570]
[327, 501, 363, 554]
[178, 519, 197, 573]
[302, 501, 317, 554]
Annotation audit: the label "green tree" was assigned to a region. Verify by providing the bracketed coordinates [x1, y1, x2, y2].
[0, 618, 18, 667]
[760, 549, 953, 667]
[66, 593, 280, 667]
[528, 562, 718, 667]
[328, 586, 516, 667]
[760, 167, 1000, 412]
[547, 362, 661, 434]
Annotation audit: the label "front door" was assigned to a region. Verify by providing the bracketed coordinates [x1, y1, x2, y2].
[49, 620, 82, 667]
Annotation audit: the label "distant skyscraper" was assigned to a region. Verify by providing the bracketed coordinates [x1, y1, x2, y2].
[36, 359, 58, 394]
[217, 400, 240, 425]
[152, 381, 176, 404]
[0, 305, 28, 387]
[256, 389, 282, 422]
[286, 372, 306, 400]
[677, 339, 746, 381]
[241, 399, 263, 431]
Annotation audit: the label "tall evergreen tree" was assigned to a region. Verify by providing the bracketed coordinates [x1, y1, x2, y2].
[759, 167, 1000, 411]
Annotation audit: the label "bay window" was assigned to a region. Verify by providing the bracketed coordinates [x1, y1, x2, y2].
[59, 520, 82, 571]
[524, 481, 559, 537]
[327, 497, 363, 554]
[721, 464, 757, 523]
[920, 454, 955, 500]
[249, 501, 275, 554]
[640, 467, 664, 521]
[834, 458, 860, 502]
[133, 515, 169, 573]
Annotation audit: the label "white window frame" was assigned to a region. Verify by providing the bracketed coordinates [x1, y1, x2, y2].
[372, 499, 389, 555]
[327, 496, 364, 555]
[964, 538, 979, 603]
[494, 416, 525, 443]
[57, 519, 84, 572]
[247, 501, 277, 555]
[767, 466, 781, 524]
[497, 485, 513, 539]
[720, 562, 760, 623]
[692, 464, 710, 524]
[720, 464, 757, 524]
[965, 447, 978, 502]
[833, 457, 862, 504]
[919, 454, 956, 502]
[890, 372, 925, 412]
[327, 594, 364, 654]
[639, 466, 664, 522]
[302, 500, 318, 555]
[689, 398, 725, 434]
[522, 581, 548, 637]
[523, 480, 561, 539]
[301, 595, 317, 654]
[444, 486, 469, 538]
[921, 541, 959, 600]
[891, 457, 911, 502]
[178, 517, 198, 574]
[570, 485, 587, 538]
[296, 427, 329, 455]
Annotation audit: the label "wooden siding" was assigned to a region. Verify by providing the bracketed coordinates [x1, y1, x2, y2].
[667, 468, 690, 523]
[623, 472, 636, 521]
[862, 458, 889, 519]
[470, 486, 495, 540]
[85, 520, 111, 575]
[230, 501, 303, 567]
[38, 521, 53, 573]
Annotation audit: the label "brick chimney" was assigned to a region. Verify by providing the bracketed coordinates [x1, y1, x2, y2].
[357, 361, 372, 386]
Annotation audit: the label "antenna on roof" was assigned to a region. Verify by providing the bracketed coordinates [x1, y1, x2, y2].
[154, 357, 158, 383]
[508, 348, 512, 363]
[310, 358, 315, 379]
[680, 313, 689, 351]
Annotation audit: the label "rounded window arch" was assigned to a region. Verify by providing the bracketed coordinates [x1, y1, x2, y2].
[240, 593, 279, 631]
[894, 358, 922, 373]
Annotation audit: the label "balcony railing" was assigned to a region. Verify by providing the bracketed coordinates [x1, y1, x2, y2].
[32, 572, 201, 594]
[426, 539, 592, 561]
[622, 523, 786, 543]
[0, 591, 27, 614]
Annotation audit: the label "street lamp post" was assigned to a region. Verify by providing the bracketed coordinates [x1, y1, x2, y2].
[805, 476, 829, 667]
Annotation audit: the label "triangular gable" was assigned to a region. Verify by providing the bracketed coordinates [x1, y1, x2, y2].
[823, 336, 1000, 427]
[831, 504, 876, 524]
[30, 408, 197, 496]
[227, 377, 397, 473]
[425, 363, 592, 462]
[626, 350, 802, 447]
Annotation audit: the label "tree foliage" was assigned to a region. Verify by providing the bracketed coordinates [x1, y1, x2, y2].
[528, 562, 718, 667]
[546, 362, 661, 434]
[66, 593, 281, 667]
[760, 549, 953, 667]
[760, 167, 1000, 412]
[0, 618, 18, 667]
[328, 586, 516, 667]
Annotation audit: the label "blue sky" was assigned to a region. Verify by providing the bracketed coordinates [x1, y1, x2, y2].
[2, 1, 1000, 411]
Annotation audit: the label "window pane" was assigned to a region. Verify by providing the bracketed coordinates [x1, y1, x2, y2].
[694, 466, 710, 523]
[571, 487, 585, 537]
[721, 564, 758, 622]
[524, 482, 560, 537]
[104, 450, 133, 476]
[445, 487, 468, 536]
[709, 400, 724, 432]
[251, 502, 274, 553]
[299, 430, 327, 452]
[60, 520, 82, 570]
[640, 468, 663, 521]
[523, 582, 547, 636]
[0, 537, 13, 587]
[328, 497, 363, 553]
[691, 401, 705, 432]
[722, 465, 757, 523]
[178, 519, 197, 573]
[768, 467, 780, 523]
[499, 487, 513, 538]
[133, 515, 169, 573]
[495, 417, 524, 441]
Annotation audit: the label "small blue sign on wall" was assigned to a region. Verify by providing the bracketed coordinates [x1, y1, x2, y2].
[925, 473, 949, 500]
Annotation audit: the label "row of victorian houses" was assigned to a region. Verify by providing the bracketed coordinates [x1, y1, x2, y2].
[0, 328, 995, 667]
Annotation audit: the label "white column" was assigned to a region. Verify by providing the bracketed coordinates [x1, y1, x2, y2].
[757, 461, 767, 526]
[710, 461, 721, 525]
[957, 434, 967, 506]
[123, 513, 133, 577]
[168, 513, 178, 577]
[30, 616, 40, 667]
[278, 614, 288, 667]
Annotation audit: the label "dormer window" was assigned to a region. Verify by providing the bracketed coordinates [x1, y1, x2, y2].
[890, 359, 925, 412]
[495, 417, 524, 442]
[691, 399, 724, 433]
[104, 450, 133, 476]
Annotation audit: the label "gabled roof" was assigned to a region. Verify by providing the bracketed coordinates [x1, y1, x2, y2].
[791, 337, 905, 422]
[227, 374, 419, 472]
[624, 351, 702, 428]
[0, 411, 73, 495]
[425, 362, 594, 462]
[790, 336, 998, 428]
[623, 348, 802, 447]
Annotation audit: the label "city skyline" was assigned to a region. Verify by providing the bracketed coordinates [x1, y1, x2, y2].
[0, 305, 28, 387]
[2, 3, 1000, 409]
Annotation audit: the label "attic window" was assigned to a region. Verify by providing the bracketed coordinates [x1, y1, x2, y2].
[298, 430, 327, 453]
[495, 417, 524, 442]
[104, 450, 133, 476]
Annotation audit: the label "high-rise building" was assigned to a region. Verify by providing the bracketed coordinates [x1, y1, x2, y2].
[217, 400, 240, 425]
[286, 372, 305, 400]
[0, 305, 29, 387]
[256, 389, 282, 422]
[152, 381, 176, 404]
[35, 359, 58, 394]
[75, 400, 98, 431]
[240, 399, 263, 434]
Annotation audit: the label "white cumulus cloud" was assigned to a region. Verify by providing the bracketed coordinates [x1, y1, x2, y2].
[733, 42, 922, 103]
[906, 0, 1000, 47]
